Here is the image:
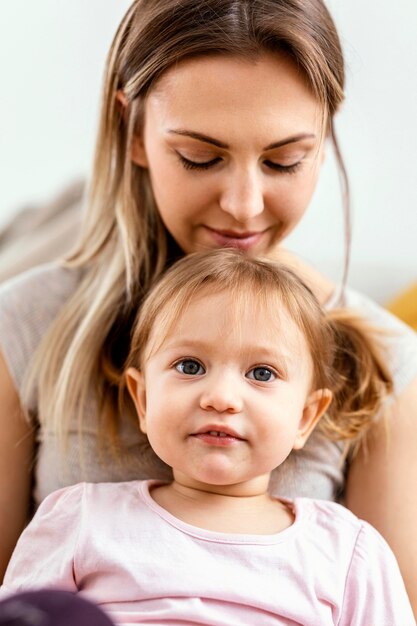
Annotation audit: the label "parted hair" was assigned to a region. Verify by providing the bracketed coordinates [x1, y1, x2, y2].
[125, 249, 393, 446]
[23, 0, 349, 448]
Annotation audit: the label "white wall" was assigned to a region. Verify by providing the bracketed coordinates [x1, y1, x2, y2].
[1, 1, 416, 302]
[0, 0, 131, 215]
[286, 0, 417, 301]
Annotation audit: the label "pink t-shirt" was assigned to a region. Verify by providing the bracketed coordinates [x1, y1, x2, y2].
[1, 480, 414, 626]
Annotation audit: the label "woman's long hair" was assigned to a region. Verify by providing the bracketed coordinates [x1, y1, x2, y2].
[23, 0, 347, 452]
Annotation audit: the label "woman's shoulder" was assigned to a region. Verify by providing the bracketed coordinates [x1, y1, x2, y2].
[0, 262, 81, 335]
[0, 261, 80, 301]
[0, 262, 82, 394]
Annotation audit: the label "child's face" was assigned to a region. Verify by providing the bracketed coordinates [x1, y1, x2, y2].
[127, 292, 331, 495]
[131, 52, 324, 258]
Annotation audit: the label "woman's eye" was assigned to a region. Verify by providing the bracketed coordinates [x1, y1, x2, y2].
[264, 160, 301, 174]
[247, 367, 276, 382]
[178, 154, 222, 171]
[175, 359, 205, 376]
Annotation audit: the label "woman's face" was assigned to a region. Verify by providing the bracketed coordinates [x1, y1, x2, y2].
[133, 52, 325, 256]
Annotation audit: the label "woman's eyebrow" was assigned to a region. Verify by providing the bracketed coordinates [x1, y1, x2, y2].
[167, 129, 227, 148]
[167, 129, 316, 150]
[264, 133, 316, 150]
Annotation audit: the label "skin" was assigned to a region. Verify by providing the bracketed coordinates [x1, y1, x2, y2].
[127, 292, 331, 534]
[131, 53, 325, 257]
[0, 353, 34, 580]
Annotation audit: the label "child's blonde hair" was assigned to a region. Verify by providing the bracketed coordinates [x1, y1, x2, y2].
[125, 249, 393, 446]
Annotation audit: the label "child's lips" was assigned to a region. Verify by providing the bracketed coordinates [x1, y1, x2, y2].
[191, 425, 245, 446]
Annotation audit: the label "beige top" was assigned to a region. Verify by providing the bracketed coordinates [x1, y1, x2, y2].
[1, 264, 417, 507]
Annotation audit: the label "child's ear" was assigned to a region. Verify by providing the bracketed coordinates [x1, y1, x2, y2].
[125, 367, 147, 433]
[292, 389, 332, 450]
[116, 90, 148, 167]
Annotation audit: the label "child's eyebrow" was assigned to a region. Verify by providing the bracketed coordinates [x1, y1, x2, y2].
[160, 338, 295, 364]
[160, 338, 213, 351]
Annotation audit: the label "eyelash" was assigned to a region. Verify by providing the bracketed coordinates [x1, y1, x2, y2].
[265, 161, 301, 174]
[178, 155, 222, 171]
[177, 154, 301, 174]
[174, 358, 205, 376]
[173, 359, 281, 383]
[246, 365, 279, 383]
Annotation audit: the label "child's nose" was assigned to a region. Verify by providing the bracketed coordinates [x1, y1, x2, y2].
[199, 374, 243, 414]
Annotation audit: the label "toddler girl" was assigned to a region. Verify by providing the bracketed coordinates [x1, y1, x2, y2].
[1, 250, 414, 625]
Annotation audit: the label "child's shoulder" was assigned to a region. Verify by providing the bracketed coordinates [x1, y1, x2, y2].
[44, 479, 146, 499]
[81, 479, 148, 500]
[38, 479, 150, 515]
[293, 499, 414, 623]
[295, 496, 361, 522]
[291, 497, 390, 552]
[294, 496, 366, 528]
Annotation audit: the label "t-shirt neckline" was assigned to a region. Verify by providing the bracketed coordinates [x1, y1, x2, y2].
[139, 479, 306, 545]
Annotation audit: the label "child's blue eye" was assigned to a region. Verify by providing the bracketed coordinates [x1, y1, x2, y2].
[175, 359, 205, 376]
[247, 367, 275, 382]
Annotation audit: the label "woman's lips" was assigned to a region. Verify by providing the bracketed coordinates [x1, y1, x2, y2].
[203, 226, 266, 251]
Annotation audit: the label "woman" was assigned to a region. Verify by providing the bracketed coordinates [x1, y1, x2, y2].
[1, 0, 416, 612]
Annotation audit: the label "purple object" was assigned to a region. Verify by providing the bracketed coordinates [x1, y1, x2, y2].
[0, 590, 115, 626]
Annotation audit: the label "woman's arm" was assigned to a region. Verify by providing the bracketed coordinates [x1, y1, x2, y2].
[345, 375, 417, 616]
[0, 351, 34, 583]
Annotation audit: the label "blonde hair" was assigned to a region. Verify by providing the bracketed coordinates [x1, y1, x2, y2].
[24, 0, 348, 450]
[125, 249, 393, 446]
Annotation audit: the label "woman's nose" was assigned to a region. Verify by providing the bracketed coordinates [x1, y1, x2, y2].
[199, 374, 243, 414]
[219, 167, 264, 222]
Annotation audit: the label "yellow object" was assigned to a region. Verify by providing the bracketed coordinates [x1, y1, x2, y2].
[387, 283, 417, 331]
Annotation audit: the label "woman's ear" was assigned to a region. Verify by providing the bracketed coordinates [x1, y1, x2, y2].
[292, 389, 332, 450]
[116, 90, 148, 167]
[125, 367, 147, 433]
[131, 135, 149, 168]
[116, 89, 128, 110]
